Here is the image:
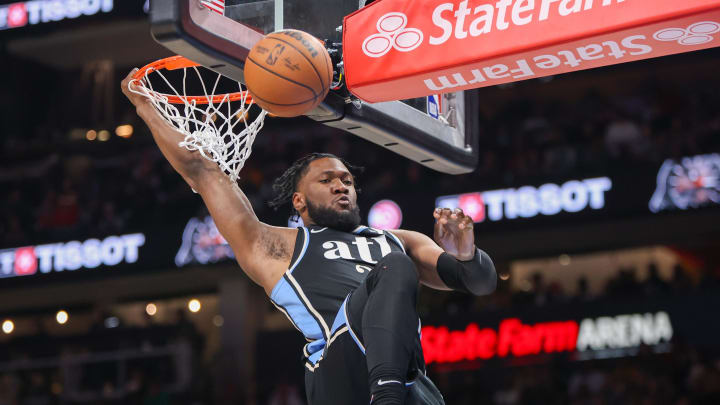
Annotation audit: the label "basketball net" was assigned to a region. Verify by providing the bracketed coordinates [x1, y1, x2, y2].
[129, 56, 267, 184]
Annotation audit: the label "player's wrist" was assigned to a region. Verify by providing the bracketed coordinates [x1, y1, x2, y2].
[455, 249, 475, 262]
[135, 103, 154, 119]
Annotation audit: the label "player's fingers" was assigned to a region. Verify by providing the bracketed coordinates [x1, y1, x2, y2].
[121, 69, 138, 96]
[434, 217, 445, 240]
[452, 208, 465, 220]
[459, 216, 473, 230]
[439, 208, 451, 224]
[121, 69, 136, 85]
[433, 207, 442, 220]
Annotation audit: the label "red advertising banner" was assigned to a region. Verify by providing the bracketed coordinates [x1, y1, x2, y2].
[343, 0, 720, 102]
[421, 312, 673, 364]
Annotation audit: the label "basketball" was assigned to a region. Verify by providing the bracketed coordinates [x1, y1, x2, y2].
[244, 29, 333, 117]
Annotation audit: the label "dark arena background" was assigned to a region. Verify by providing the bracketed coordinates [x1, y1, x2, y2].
[2, 1, 720, 404]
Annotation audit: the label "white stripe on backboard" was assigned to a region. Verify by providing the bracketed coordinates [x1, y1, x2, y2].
[275, 0, 283, 31]
[201, 0, 225, 14]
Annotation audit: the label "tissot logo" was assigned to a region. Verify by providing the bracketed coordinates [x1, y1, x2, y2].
[0, 233, 145, 278]
[653, 21, 720, 46]
[362, 12, 424, 57]
[436, 177, 612, 223]
[0, 0, 114, 31]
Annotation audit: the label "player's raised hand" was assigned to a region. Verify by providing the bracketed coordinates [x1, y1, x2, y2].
[433, 208, 475, 261]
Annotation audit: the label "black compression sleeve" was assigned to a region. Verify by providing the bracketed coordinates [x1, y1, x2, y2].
[436, 248, 497, 295]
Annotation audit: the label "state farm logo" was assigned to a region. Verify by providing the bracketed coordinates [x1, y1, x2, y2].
[653, 21, 720, 46]
[362, 12, 423, 58]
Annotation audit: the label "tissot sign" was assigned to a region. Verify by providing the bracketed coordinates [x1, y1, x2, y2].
[0, 0, 113, 31]
[343, 0, 720, 102]
[422, 311, 673, 364]
[0, 233, 145, 278]
[436, 177, 611, 223]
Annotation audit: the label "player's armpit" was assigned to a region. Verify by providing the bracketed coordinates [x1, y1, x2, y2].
[389, 229, 451, 291]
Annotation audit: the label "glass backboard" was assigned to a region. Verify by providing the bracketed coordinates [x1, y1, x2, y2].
[150, 0, 478, 174]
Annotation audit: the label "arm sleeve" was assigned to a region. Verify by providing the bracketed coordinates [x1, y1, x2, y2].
[436, 248, 497, 295]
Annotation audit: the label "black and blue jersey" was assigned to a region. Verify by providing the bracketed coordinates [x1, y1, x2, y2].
[269, 225, 406, 370]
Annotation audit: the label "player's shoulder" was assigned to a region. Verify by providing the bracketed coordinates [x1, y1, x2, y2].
[387, 228, 436, 251]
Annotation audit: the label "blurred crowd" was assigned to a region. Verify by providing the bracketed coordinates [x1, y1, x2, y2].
[422, 260, 718, 318]
[0, 309, 205, 405]
[433, 343, 720, 405]
[2, 59, 720, 247]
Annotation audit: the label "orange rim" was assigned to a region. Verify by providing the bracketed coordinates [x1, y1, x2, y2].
[132, 55, 252, 105]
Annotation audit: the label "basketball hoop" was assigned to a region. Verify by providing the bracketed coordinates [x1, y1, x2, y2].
[129, 55, 268, 183]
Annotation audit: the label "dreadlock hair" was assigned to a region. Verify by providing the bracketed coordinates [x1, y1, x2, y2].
[269, 153, 364, 219]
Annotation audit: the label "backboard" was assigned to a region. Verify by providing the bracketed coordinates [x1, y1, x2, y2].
[149, 0, 478, 174]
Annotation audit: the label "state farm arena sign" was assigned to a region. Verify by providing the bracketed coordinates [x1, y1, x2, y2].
[422, 311, 673, 364]
[0, 233, 145, 278]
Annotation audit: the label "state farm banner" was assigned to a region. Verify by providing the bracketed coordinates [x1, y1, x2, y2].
[343, 0, 720, 102]
[419, 292, 720, 369]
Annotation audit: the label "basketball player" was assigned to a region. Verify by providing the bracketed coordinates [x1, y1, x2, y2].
[121, 70, 496, 405]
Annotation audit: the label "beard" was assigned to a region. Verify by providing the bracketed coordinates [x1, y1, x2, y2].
[306, 198, 361, 232]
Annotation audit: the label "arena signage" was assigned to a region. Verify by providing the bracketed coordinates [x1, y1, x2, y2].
[421, 311, 673, 364]
[0, 0, 113, 31]
[175, 216, 234, 267]
[649, 153, 720, 213]
[435, 177, 611, 223]
[343, 0, 720, 102]
[0, 233, 145, 278]
[368, 199, 403, 230]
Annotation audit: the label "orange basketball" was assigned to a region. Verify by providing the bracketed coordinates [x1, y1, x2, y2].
[244, 29, 333, 117]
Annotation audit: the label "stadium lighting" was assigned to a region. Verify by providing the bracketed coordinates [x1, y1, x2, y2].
[86, 130, 97, 141]
[188, 299, 202, 313]
[98, 130, 110, 141]
[56, 310, 68, 325]
[559, 254, 572, 266]
[115, 125, 134, 138]
[146, 303, 157, 316]
[2, 320, 14, 334]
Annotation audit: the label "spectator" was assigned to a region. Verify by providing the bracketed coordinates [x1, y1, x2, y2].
[643, 263, 671, 296]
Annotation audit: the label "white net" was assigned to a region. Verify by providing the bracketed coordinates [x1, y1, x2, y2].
[129, 62, 267, 183]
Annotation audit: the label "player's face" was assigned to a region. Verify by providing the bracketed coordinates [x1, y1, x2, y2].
[295, 158, 361, 230]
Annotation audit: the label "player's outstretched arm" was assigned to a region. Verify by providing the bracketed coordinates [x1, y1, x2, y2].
[392, 208, 496, 295]
[121, 70, 295, 293]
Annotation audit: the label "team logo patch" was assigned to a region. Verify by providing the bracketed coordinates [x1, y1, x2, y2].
[649, 154, 720, 213]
